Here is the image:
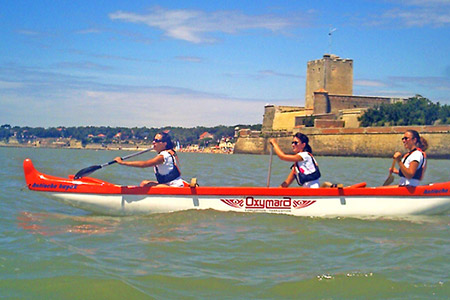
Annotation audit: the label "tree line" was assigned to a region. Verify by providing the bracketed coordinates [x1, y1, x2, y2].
[359, 95, 450, 127]
[0, 124, 262, 146]
[3, 95, 448, 145]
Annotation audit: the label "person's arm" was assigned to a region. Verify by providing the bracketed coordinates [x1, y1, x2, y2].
[393, 151, 419, 179]
[114, 155, 164, 168]
[269, 138, 303, 162]
[280, 168, 295, 187]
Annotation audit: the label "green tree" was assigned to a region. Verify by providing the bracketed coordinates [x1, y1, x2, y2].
[0, 124, 12, 141]
[3, 124, 261, 146]
[359, 95, 448, 127]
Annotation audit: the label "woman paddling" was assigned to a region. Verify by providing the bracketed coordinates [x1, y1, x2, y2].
[114, 132, 185, 187]
[269, 133, 321, 188]
[391, 129, 428, 187]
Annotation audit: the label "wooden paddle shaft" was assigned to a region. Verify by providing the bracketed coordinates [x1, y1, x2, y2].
[266, 146, 273, 187]
[121, 147, 153, 161]
[389, 158, 396, 173]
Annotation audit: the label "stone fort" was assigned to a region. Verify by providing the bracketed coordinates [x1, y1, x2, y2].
[262, 54, 406, 132]
[235, 54, 450, 158]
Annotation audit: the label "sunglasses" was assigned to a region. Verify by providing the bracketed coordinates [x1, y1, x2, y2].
[153, 138, 163, 143]
[292, 141, 299, 145]
[401, 137, 409, 141]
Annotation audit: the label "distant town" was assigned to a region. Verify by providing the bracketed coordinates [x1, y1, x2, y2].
[0, 124, 262, 154]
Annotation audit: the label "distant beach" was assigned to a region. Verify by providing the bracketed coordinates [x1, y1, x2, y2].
[0, 140, 234, 154]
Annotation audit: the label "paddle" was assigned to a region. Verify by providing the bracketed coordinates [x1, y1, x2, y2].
[74, 147, 153, 179]
[383, 159, 397, 186]
[266, 145, 273, 187]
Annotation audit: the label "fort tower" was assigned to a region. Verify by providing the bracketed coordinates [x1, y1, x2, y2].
[305, 54, 353, 109]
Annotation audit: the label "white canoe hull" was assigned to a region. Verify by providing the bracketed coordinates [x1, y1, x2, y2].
[49, 193, 450, 217]
[24, 158, 450, 217]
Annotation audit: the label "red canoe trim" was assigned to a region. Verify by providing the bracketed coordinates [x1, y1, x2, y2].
[23, 159, 450, 198]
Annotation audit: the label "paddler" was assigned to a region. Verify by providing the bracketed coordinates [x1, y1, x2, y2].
[114, 132, 185, 187]
[269, 133, 321, 188]
[391, 129, 428, 187]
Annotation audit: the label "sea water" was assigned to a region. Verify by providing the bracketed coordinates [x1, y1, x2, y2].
[0, 147, 449, 299]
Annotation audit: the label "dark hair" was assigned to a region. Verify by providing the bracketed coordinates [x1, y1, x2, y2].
[159, 132, 174, 150]
[406, 129, 428, 151]
[294, 132, 313, 153]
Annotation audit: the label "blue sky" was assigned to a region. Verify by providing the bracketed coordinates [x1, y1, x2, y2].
[1, 0, 449, 127]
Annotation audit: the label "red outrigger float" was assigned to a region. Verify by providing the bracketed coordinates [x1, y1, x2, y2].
[23, 158, 450, 217]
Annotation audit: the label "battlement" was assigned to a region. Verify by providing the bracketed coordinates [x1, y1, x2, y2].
[307, 54, 353, 65]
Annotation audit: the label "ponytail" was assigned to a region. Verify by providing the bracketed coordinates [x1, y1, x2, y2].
[419, 137, 428, 151]
[303, 144, 312, 153]
[159, 132, 174, 150]
[406, 129, 428, 151]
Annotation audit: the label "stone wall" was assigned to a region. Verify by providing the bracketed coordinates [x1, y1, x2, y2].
[313, 92, 405, 115]
[314, 119, 345, 128]
[234, 125, 450, 159]
[234, 135, 268, 155]
[338, 108, 368, 128]
[263, 105, 311, 132]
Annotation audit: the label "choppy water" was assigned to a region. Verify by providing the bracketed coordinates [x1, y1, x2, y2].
[1, 147, 449, 299]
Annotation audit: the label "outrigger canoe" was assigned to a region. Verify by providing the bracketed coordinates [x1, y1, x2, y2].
[23, 158, 450, 217]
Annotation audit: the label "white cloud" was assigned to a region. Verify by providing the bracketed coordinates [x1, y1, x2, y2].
[16, 29, 41, 36]
[390, 76, 450, 93]
[0, 80, 24, 89]
[377, 0, 450, 27]
[354, 80, 386, 87]
[354, 74, 450, 102]
[257, 70, 302, 79]
[109, 7, 304, 43]
[77, 89, 266, 127]
[1, 86, 267, 127]
[75, 28, 103, 34]
[53, 61, 113, 71]
[394, 0, 450, 6]
[0, 63, 267, 127]
[175, 56, 203, 63]
[382, 8, 450, 27]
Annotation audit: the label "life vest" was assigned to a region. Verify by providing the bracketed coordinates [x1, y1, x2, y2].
[398, 148, 426, 180]
[155, 150, 182, 184]
[292, 152, 321, 186]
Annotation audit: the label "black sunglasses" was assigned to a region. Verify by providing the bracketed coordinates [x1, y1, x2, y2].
[401, 137, 409, 141]
[292, 141, 299, 145]
[153, 138, 163, 143]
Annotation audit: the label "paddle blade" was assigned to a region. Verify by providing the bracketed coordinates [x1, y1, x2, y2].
[74, 165, 102, 179]
[383, 159, 397, 186]
[383, 174, 394, 186]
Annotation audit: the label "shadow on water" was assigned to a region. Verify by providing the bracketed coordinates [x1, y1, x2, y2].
[17, 211, 121, 236]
